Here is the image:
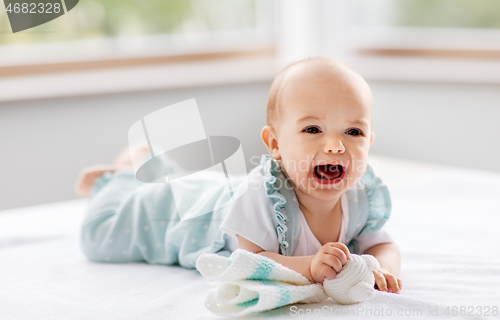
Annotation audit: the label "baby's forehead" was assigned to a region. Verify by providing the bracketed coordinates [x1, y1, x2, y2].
[284, 59, 370, 95]
[279, 60, 373, 111]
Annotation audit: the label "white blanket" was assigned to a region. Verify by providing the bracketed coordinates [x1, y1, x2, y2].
[196, 249, 328, 317]
[1, 155, 500, 319]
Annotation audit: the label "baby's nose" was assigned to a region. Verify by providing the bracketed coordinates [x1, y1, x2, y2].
[324, 138, 345, 154]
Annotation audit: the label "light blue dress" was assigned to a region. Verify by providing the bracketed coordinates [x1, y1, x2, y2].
[80, 154, 391, 268]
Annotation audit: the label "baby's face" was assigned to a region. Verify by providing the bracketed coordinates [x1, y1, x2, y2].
[264, 62, 374, 201]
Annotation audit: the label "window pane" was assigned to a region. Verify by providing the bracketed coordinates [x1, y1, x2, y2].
[352, 0, 500, 29]
[0, 0, 270, 45]
[397, 0, 500, 29]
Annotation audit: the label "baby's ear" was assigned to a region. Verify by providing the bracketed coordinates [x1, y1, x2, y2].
[361, 254, 380, 272]
[370, 131, 375, 145]
[261, 126, 281, 160]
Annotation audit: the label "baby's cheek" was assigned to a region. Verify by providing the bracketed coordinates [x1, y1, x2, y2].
[345, 164, 364, 189]
[295, 171, 313, 193]
[293, 170, 309, 190]
[352, 158, 368, 175]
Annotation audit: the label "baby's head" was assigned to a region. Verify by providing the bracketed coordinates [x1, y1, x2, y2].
[261, 56, 374, 201]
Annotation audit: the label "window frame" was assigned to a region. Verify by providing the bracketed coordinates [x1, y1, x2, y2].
[0, 0, 279, 78]
[312, 1, 500, 84]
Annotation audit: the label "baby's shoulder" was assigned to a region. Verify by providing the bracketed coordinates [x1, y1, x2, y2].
[344, 163, 392, 240]
[222, 163, 279, 228]
[231, 164, 270, 201]
[247, 164, 268, 186]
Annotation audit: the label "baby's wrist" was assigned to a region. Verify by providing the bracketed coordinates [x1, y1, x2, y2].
[306, 255, 315, 283]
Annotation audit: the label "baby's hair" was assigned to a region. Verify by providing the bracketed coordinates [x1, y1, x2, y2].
[266, 54, 368, 129]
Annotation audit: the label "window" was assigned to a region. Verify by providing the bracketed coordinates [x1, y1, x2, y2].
[339, 0, 500, 60]
[0, 0, 277, 76]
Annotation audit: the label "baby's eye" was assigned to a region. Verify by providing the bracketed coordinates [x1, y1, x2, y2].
[303, 126, 321, 134]
[346, 128, 362, 136]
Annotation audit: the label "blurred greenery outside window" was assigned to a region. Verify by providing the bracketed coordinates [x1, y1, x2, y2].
[1, 0, 500, 65]
[352, 0, 500, 29]
[343, 0, 500, 60]
[0, 0, 275, 66]
[398, 0, 500, 29]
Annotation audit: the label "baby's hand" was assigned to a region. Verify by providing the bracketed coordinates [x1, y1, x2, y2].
[373, 267, 402, 294]
[309, 242, 350, 284]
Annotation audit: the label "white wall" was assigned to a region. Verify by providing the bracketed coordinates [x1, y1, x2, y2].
[1, 79, 499, 211]
[370, 80, 500, 172]
[0, 82, 270, 211]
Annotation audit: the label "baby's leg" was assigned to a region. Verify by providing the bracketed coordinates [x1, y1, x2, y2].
[79, 143, 225, 268]
[80, 169, 226, 268]
[80, 169, 168, 265]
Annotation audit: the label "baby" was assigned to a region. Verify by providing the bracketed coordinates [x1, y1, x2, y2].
[76, 55, 402, 294]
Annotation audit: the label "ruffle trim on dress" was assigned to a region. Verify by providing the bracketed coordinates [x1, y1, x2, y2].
[359, 164, 392, 236]
[260, 154, 289, 252]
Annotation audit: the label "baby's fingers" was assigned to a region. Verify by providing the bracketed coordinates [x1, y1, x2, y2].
[373, 271, 388, 292]
[327, 242, 351, 261]
[315, 264, 337, 283]
[324, 244, 348, 265]
[322, 253, 343, 273]
[384, 274, 401, 293]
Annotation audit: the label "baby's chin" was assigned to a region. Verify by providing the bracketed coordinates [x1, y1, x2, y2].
[293, 175, 351, 199]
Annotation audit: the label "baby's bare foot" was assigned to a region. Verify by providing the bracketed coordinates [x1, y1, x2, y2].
[75, 165, 118, 197]
[75, 142, 151, 197]
[113, 142, 151, 170]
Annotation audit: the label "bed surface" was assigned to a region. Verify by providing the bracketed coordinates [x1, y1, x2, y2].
[2, 155, 500, 319]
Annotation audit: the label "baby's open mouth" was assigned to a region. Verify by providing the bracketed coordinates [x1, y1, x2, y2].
[314, 164, 344, 181]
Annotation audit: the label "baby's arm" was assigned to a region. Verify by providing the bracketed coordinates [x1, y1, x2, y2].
[237, 235, 350, 284]
[364, 242, 402, 293]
